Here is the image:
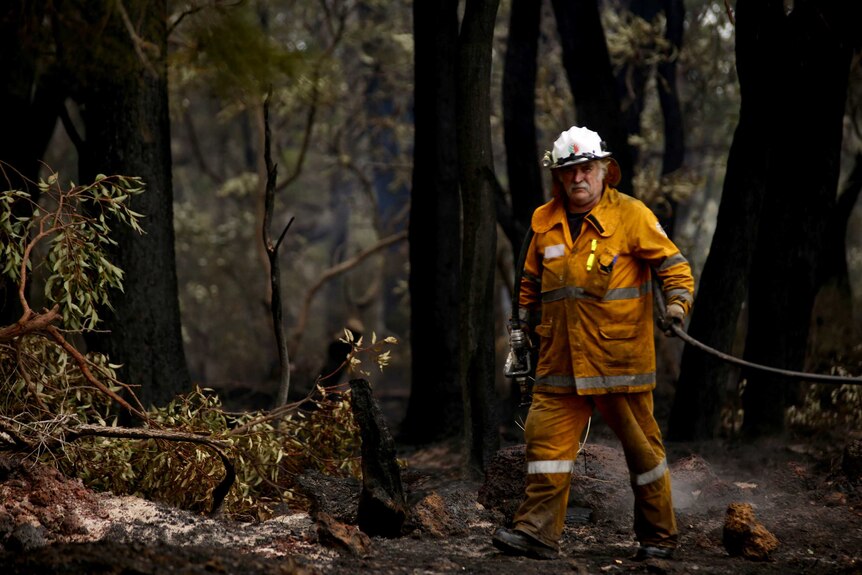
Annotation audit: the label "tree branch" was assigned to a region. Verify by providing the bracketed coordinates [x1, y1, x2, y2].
[274, 2, 349, 195]
[289, 231, 407, 355]
[0, 306, 60, 342]
[167, 0, 244, 36]
[115, 0, 159, 78]
[0, 418, 36, 451]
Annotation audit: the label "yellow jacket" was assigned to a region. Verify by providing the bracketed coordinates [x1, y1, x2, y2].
[519, 186, 694, 395]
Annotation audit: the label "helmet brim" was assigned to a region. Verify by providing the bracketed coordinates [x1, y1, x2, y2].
[549, 151, 612, 169]
[551, 155, 621, 187]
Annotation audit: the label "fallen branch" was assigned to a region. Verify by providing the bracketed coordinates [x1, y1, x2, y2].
[0, 419, 236, 516]
[0, 308, 149, 421]
[64, 424, 235, 516]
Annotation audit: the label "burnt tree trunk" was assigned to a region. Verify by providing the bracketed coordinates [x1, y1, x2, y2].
[617, 0, 685, 237]
[615, 0, 686, 235]
[458, 0, 501, 474]
[71, 0, 190, 407]
[670, 0, 860, 439]
[668, 0, 777, 440]
[741, 1, 856, 437]
[808, 150, 862, 365]
[654, 0, 685, 236]
[402, 0, 463, 444]
[502, 0, 544, 249]
[350, 379, 407, 538]
[656, 0, 685, 177]
[498, 0, 545, 423]
[0, 2, 65, 326]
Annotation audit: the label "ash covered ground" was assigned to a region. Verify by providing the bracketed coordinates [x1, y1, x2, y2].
[1, 428, 861, 575]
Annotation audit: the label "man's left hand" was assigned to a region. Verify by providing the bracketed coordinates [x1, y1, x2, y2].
[662, 302, 685, 336]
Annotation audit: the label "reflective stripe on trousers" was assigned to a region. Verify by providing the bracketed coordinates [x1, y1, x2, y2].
[528, 460, 575, 474]
[512, 391, 678, 549]
[633, 458, 667, 486]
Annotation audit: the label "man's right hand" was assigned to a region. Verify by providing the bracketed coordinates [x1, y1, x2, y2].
[662, 302, 685, 336]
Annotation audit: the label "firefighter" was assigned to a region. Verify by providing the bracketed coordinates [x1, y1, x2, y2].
[492, 126, 694, 561]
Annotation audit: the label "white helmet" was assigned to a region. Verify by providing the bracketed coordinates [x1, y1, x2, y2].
[542, 125, 621, 186]
[542, 126, 611, 169]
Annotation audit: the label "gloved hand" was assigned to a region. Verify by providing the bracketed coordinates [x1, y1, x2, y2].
[505, 328, 531, 377]
[662, 302, 685, 336]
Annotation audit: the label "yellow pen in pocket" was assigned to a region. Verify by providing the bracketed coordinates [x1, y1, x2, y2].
[586, 239, 597, 271]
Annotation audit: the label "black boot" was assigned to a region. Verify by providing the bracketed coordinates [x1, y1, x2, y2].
[492, 527, 558, 560]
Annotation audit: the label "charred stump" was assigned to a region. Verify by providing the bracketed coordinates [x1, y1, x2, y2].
[349, 378, 407, 537]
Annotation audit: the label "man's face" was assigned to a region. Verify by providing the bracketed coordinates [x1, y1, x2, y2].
[556, 160, 605, 212]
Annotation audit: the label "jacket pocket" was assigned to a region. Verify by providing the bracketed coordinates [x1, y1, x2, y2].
[597, 323, 643, 370]
[598, 323, 639, 340]
[582, 250, 616, 299]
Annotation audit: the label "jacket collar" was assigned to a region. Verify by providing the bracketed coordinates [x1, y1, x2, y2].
[531, 185, 621, 238]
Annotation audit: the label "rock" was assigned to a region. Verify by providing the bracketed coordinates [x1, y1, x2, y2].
[822, 491, 847, 506]
[411, 492, 466, 538]
[9, 522, 47, 551]
[0, 456, 23, 482]
[722, 502, 779, 561]
[314, 511, 372, 557]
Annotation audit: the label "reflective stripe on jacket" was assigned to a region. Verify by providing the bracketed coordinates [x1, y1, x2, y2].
[519, 186, 694, 395]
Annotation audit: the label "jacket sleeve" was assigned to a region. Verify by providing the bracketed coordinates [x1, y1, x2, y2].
[517, 231, 543, 326]
[630, 203, 695, 315]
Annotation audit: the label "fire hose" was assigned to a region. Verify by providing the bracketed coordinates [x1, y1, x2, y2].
[652, 279, 862, 386]
[667, 323, 862, 385]
[505, 228, 862, 393]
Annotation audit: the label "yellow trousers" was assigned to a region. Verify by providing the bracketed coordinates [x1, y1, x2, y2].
[512, 390, 677, 549]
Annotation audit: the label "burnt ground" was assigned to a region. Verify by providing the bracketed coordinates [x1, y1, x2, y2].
[1, 425, 861, 575]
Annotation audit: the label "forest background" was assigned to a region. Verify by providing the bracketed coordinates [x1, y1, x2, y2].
[1, 0, 861, 481]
